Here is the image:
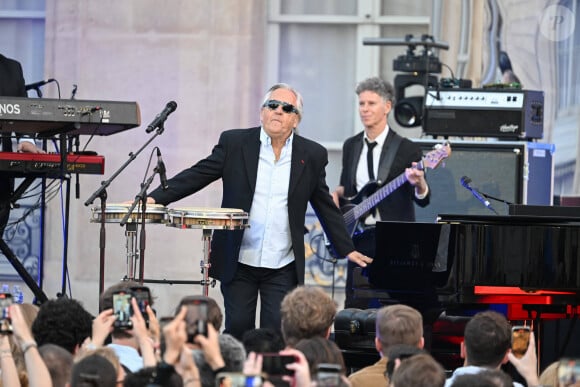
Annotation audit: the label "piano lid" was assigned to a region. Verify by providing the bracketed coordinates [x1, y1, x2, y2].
[438, 213, 580, 226]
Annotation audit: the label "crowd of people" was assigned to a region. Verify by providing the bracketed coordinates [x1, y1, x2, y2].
[0, 281, 566, 387]
[1, 53, 574, 386]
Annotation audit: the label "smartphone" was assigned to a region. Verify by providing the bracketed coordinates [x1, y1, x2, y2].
[0, 293, 12, 334]
[558, 358, 580, 387]
[215, 372, 263, 387]
[185, 299, 208, 341]
[260, 353, 296, 376]
[130, 286, 151, 327]
[315, 363, 342, 386]
[511, 325, 531, 358]
[112, 290, 133, 329]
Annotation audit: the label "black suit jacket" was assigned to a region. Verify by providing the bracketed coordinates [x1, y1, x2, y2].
[339, 130, 429, 222]
[150, 127, 355, 284]
[0, 54, 27, 201]
[0, 54, 26, 98]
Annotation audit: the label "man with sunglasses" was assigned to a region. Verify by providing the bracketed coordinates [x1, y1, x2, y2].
[331, 76, 430, 309]
[148, 83, 372, 340]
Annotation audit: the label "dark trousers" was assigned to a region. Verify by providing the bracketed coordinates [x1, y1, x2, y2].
[0, 199, 8, 236]
[0, 175, 12, 236]
[345, 227, 376, 309]
[221, 261, 298, 340]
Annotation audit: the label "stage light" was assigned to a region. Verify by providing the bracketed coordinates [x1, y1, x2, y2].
[393, 74, 438, 128]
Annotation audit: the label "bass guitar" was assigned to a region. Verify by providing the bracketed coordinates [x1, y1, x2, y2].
[339, 142, 451, 236]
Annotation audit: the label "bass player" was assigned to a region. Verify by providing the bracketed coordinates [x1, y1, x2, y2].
[331, 76, 430, 309]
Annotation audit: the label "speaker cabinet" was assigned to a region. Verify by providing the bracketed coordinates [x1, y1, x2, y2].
[414, 140, 554, 222]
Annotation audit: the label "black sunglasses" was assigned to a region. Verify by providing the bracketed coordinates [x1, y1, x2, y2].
[263, 99, 299, 114]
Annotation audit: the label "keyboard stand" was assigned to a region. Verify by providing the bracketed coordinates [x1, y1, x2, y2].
[1, 177, 48, 303]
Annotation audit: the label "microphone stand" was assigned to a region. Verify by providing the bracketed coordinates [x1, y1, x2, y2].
[84, 126, 165, 294]
[119, 167, 161, 284]
[479, 191, 513, 214]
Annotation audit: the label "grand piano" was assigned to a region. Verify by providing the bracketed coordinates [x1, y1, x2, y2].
[368, 214, 580, 316]
[335, 209, 580, 370]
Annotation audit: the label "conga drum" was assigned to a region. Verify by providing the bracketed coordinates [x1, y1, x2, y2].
[165, 207, 249, 295]
[90, 203, 167, 224]
[166, 207, 249, 230]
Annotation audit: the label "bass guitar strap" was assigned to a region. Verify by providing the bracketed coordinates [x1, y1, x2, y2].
[378, 133, 403, 186]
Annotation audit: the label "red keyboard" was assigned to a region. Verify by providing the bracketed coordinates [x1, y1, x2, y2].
[0, 152, 104, 176]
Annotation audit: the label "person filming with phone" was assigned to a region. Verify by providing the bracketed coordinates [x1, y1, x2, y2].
[444, 311, 539, 387]
[93, 281, 157, 373]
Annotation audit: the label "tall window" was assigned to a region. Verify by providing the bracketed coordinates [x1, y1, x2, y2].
[0, 0, 46, 87]
[556, 0, 579, 109]
[552, 0, 580, 194]
[266, 0, 433, 185]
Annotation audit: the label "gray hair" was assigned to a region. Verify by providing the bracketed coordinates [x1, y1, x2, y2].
[262, 83, 304, 123]
[355, 76, 395, 104]
[193, 334, 246, 387]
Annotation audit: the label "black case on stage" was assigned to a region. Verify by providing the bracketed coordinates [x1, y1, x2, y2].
[334, 308, 468, 371]
[334, 308, 377, 351]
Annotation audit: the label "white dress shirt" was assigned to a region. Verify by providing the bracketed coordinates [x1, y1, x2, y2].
[238, 128, 294, 269]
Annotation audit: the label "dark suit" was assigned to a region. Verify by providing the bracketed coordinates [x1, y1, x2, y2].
[150, 127, 356, 337]
[340, 129, 430, 308]
[0, 54, 27, 233]
[0, 54, 26, 98]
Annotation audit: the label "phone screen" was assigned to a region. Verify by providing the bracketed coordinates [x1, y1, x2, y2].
[130, 286, 151, 327]
[260, 354, 295, 376]
[186, 299, 208, 341]
[511, 326, 530, 358]
[316, 363, 341, 386]
[0, 293, 12, 334]
[216, 372, 263, 387]
[558, 358, 580, 387]
[113, 291, 133, 329]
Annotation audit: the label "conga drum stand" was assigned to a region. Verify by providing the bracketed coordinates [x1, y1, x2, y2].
[124, 222, 139, 281]
[165, 207, 249, 296]
[200, 229, 215, 296]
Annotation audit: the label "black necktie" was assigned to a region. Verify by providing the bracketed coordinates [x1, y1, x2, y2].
[365, 139, 377, 180]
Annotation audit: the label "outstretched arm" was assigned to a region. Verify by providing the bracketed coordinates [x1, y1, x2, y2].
[11, 304, 52, 387]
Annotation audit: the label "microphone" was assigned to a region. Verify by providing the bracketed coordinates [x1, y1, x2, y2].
[146, 101, 177, 133]
[460, 176, 498, 214]
[156, 148, 169, 190]
[25, 78, 56, 91]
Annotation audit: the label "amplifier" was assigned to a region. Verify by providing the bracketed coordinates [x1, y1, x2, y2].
[423, 89, 544, 139]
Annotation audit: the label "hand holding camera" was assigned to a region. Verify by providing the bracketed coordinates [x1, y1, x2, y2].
[0, 293, 13, 334]
[90, 309, 117, 347]
[162, 306, 188, 366]
[278, 348, 310, 387]
[508, 325, 539, 387]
